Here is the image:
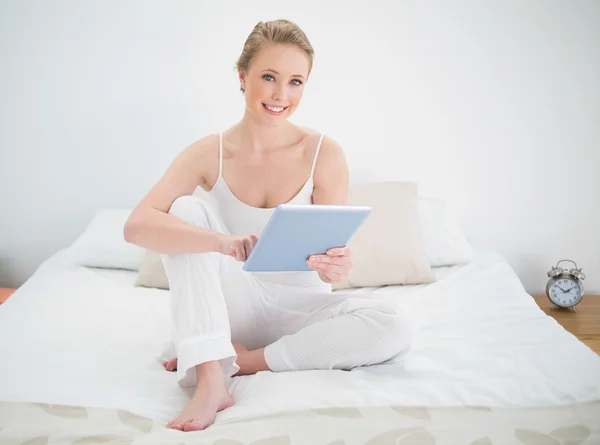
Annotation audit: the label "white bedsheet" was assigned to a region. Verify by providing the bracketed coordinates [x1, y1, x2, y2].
[0, 248, 599, 425]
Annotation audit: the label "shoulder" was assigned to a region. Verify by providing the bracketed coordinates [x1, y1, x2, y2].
[318, 134, 346, 162]
[313, 135, 349, 186]
[312, 132, 348, 175]
[310, 132, 349, 204]
[298, 126, 346, 164]
[171, 133, 220, 185]
[186, 133, 220, 157]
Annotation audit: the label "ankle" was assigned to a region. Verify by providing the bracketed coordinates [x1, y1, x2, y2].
[195, 360, 223, 382]
[237, 349, 269, 375]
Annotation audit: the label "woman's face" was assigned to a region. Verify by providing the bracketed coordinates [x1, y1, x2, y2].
[240, 43, 310, 124]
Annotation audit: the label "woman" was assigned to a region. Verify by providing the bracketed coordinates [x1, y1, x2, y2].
[124, 19, 414, 432]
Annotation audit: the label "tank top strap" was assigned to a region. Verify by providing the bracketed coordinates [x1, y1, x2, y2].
[218, 132, 224, 179]
[310, 133, 325, 178]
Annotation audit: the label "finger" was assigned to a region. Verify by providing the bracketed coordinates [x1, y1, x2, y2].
[306, 260, 321, 270]
[317, 271, 331, 283]
[309, 255, 349, 267]
[308, 254, 331, 263]
[242, 237, 252, 259]
[233, 242, 244, 261]
[310, 262, 347, 275]
[323, 270, 342, 283]
[327, 247, 349, 256]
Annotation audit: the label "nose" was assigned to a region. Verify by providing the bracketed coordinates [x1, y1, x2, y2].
[272, 83, 287, 102]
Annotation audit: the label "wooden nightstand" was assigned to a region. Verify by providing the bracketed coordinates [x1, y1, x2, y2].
[0, 288, 16, 304]
[534, 294, 600, 354]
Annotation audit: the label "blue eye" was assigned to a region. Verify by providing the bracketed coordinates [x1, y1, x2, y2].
[262, 74, 303, 86]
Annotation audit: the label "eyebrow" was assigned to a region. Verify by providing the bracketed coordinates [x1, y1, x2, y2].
[262, 69, 305, 80]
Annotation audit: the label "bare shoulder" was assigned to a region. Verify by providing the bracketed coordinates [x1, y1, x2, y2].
[315, 134, 348, 173]
[311, 132, 349, 205]
[185, 133, 220, 160]
[178, 133, 220, 186]
[297, 126, 346, 161]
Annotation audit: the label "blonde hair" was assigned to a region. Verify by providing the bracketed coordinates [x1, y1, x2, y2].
[236, 19, 315, 93]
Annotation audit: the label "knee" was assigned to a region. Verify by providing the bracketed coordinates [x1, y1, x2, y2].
[372, 303, 415, 356]
[168, 196, 212, 228]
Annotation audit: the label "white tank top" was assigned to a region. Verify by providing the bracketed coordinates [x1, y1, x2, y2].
[208, 132, 328, 288]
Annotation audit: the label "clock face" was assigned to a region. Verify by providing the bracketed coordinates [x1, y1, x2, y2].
[549, 278, 582, 307]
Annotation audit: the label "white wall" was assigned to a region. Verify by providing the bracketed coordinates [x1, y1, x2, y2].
[1, 0, 599, 293]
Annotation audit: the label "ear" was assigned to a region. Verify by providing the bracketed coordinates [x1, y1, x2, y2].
[238, 70, 246, 92]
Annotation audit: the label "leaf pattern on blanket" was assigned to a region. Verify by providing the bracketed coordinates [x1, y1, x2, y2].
[515, 429, 560, 445]
[2, 401, 599, 445]
[312, 408, 362, 418]
[117, 410, 153, 433]
[20, 437, 49, 445]
[72, 435, 133, 444]
[33, 403, 88, 419]
[550, 425, 591, 444]
[366, 427, 426, 444]
[397, 431, 436, 445]
[391, 406, 431, 420]
[250, 436, 291, 445]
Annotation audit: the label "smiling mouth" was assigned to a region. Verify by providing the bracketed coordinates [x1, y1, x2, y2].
[262, 103, 289, 114]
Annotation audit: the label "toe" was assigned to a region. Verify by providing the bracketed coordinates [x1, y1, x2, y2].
[167, 359, 178, 372]
[167, 417, 185, 430]
[183, 420, 204, 432]
[173, 421, 187, 431]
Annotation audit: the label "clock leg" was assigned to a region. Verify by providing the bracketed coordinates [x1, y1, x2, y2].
[570, 306, 576, 313]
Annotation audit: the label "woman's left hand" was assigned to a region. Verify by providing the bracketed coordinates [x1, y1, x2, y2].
[307, 246, 353, 283]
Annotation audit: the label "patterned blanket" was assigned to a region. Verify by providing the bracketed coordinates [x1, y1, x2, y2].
[1, 400, 599, 445]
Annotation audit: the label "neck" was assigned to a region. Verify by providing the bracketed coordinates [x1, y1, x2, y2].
[237, 109, 294, 152]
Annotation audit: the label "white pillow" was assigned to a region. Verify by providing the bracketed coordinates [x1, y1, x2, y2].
[68, 209, 145, 270]
[332, 181, 435, 290]
[418, 198, 475, 267]
[349, 168, 475, 267]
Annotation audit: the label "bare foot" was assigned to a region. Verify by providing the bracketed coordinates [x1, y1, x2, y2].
[163, 342, 248, 373]
[166, 361, 233, 432]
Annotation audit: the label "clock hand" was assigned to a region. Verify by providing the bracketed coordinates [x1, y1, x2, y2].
[564, 287, 577, 293]
[556, 285, 567, 292]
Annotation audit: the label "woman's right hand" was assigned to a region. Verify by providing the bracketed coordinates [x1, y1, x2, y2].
[217, 234, 259, 261]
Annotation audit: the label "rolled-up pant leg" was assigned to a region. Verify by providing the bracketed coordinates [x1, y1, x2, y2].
[160, 195, 261, 387]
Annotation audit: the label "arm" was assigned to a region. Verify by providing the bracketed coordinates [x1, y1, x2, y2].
[311, 136, 349, 206]
[123, 136, 222, 255]
[307, 136, 353, 283]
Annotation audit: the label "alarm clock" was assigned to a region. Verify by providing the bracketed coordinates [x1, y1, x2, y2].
[546, 259, 586, 311]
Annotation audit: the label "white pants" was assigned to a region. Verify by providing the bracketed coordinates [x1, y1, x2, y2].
[161, 196, 415, 387]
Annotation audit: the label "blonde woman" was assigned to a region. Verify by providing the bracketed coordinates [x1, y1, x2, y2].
[124, 19, 414, 432]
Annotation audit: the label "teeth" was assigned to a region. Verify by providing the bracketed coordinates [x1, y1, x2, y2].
[264, 104, 286, 112]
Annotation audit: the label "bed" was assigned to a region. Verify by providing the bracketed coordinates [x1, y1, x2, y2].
[1, 240, 599, 444]
[1, 188, 600, 445]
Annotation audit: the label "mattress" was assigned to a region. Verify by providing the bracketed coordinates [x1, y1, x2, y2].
[1, 248, 599, 444]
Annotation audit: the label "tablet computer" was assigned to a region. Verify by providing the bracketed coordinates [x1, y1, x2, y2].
[242, 204, 372, 272]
